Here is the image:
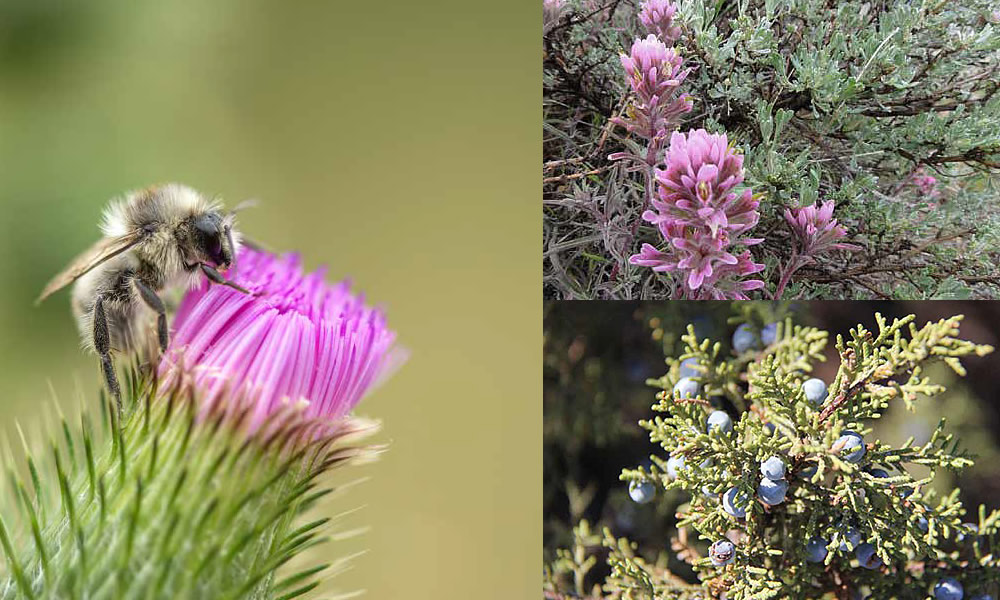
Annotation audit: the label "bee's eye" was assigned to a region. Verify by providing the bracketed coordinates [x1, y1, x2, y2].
[193, 214, 220, 238]
[192, 214, 224, 262]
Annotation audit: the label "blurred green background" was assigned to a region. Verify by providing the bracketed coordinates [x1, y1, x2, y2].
[0, 0, 537, 597]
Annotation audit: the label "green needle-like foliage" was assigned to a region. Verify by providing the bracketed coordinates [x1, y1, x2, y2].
[0, 367, 377, 600]
[546, 313, 1000, 599]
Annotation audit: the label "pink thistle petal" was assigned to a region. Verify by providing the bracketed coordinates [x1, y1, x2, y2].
[160, 248, 402, 430]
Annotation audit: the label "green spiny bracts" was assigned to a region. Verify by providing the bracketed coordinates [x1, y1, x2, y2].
[0, 366, 379, 600]
[546, 313, 1000, 599]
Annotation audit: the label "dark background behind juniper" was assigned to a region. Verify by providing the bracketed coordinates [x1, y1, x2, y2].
[544, 301, 1000, 586]
[0, 0, 537, 597]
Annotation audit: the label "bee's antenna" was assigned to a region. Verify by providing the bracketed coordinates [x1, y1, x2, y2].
[229, 198, 258, 215]
[225, 226, 238, 277]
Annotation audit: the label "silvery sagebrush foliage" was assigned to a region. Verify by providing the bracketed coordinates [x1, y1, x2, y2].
[543, 0, 1000, 300]
[544, 312, 1000, 599]
[0, 247, 401, 599]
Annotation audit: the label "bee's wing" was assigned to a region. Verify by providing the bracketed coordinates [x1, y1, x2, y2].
[36, 232, 144, 304]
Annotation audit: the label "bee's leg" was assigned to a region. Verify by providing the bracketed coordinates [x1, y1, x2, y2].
[199, 263, 253, 295]
[93, 295, 122, 411]
[133, 278, 168, 352]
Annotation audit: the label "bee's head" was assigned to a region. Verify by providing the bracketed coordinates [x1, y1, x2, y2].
[187, 211, 236, 270]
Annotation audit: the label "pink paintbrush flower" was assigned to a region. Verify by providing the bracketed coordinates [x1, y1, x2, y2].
[783, 200, 860, 258]
[773, 200, 860, 298]
[631, 239, 764, 299]
[620, 35, 688, 104]
[648, 129, 760, 236]
[630, 129, 765, 299]
[638, 0, 681, 45]
[909, 167, 940, 199]
[612, 35, 693, 145]
[159, 248, 402, 429]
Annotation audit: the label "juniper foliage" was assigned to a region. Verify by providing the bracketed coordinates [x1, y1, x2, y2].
[0, 367, 376, 600]
[543, 0, 1000, 299]
[545, 313, 1000, 599]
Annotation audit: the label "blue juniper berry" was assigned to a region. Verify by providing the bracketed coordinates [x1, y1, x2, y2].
[760, 456, 786, 480]
[798, 461, 819, 479]
[757, 477, 788, 505]
[732, 323, 759, 353]
[709, 540, 736, 566]
[802, 378, 827, 405]
[805, 537, 828, 563]
[629, 480, 656, 504]
[722, 486, 750, 519]
[707, 410, 733, 434]
[855, 543, 881, 569]
[761, 322, 778, 346]
[837, 523, 862, 551]
[934, 578, 964, 600]
[673, 377, 700, 399]
[666, 454, 686, 479]
[835, 431, 866, 463]
[679, 357, 700, 378]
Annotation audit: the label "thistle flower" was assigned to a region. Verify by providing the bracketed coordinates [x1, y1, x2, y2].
[629, 129, 765, 299]
[774, 200, 860, 298]
[638, 0, 681, 44]
[161, 247, 401, 429]
[1, 246, 403, 599]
